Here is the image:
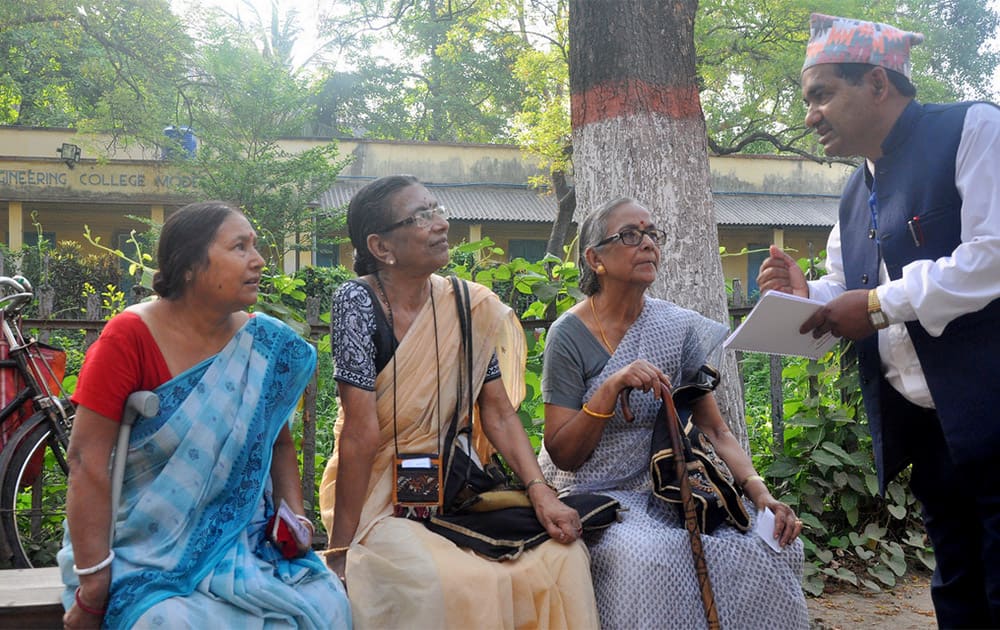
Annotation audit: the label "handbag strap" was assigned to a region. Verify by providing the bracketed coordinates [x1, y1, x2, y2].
[450, 276, 475, 482]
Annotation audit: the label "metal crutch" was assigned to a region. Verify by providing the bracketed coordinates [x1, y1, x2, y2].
[109, 391, 159, 546]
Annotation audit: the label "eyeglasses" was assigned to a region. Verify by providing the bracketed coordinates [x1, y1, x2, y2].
[380, 206, 448, 233]
[594, 227, 667, 248]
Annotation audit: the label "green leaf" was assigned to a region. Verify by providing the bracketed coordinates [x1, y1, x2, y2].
[846, 473, 866, 494]
[809, 449, 840, 467]
[882, 551, 907, 577]
[524, 370, 541, 395]
[839, 492, 857, 513]
[865, 473, 879, 496]
[917, 549, 937, 571]
[474, 269, 494, 287]
[786, 414, 824, 427]
[813, 547, 834, 564]
[887, 481, 907, 506]
[887, 504, 907, 519]
[521, 302, 548, 319]
[530, 281, 560, 302]
[868, 564, 896, 587]
[827, 535, 848, 549]
[798, 512, 825, 532]
[835, 567, 859, 585]
[860, 578, 882, 593]
[903, 529, 927, 548]
[62, 374, 78, 394]
[848, 450, 872, 467]
[801, 576, 824, 597]
[863, 523, 887, 540]
[764, 458, 800, 477]
[853, 545, 875, 561]
[454, 240, 490, 254]
[820, 441, 853, 463]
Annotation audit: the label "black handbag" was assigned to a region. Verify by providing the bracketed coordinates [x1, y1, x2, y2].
[426, 277, 621, 559]
[648, 365, 751, 534]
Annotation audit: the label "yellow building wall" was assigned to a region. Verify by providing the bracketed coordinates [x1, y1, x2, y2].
[2, 127, 849, 284]
[719, 226, 831, 300]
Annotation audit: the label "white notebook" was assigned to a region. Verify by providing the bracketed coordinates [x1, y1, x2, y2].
[724, 291, 839, 359]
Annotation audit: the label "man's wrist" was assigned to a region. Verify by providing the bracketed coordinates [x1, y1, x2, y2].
[867, 289, 890, 330]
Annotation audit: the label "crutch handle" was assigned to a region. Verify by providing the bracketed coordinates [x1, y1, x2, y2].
[122, 391, 159, 426]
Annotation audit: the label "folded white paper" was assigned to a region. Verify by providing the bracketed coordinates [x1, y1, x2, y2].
[276, 498, 311, 545]
[755, 507, 783, 553]
[724, 291, 839, 359]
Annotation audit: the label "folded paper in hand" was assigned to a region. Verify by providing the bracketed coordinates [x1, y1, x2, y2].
[724, 291, 839, 359]
[755, 506, 783, 553]
[274, 498, 311, 547]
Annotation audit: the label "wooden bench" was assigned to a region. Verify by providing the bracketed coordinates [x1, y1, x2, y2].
[0, 567, 64, 628]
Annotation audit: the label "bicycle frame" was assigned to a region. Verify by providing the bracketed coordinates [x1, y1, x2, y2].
[0, 284, 72, 440]
[0, 276, 76, 567]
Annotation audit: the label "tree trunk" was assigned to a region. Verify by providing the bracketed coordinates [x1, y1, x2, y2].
[568, 0, 748, 448]
[546, 169, 576, 258]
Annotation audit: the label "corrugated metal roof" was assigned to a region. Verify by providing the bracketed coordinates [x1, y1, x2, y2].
[713, 192, 840, 227]
[319, 180, 839, 228]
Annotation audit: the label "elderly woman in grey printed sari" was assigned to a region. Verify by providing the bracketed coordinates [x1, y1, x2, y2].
[538, 197, 809, 629]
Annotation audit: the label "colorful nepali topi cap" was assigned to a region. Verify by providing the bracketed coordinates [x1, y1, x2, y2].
[802, 13, 924, 79]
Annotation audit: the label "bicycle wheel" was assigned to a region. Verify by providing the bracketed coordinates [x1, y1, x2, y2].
[0, 409, 72, 568]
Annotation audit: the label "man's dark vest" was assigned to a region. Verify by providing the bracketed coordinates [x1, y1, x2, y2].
[838, 100, 1000, 492]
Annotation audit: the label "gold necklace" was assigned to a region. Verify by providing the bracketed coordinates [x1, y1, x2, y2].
[589, 296, 615, 353]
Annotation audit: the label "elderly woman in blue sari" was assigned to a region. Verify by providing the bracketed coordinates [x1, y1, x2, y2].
[538, 197, 809, 629]
[58, 201, 350, 629]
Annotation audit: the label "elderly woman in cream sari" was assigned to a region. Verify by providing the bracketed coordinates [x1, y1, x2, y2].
[320, 175, 598, 629]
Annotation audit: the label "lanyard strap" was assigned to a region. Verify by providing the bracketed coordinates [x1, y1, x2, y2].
[868, 176, 881, 249]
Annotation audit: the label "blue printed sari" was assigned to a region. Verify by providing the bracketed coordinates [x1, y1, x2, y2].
[59, 313, 351, 629]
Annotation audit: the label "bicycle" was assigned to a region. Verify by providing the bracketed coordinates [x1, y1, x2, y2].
[0, 275, 75, 568]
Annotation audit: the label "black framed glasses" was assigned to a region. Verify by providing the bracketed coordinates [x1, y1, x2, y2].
[595, 227, 667, 248]
[380, 206, 448, 233]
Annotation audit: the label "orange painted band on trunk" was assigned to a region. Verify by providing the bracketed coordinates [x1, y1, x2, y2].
[571, 80, 702, 127]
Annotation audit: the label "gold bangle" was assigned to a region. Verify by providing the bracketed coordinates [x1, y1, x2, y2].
[525, 477, 555, 492]
[741, 474, 765, 489]
[582, 402, 614, 419]
[322, 546, 350, 556]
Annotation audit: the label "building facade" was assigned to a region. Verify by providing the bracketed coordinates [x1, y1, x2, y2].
[0, 127, 852, 297]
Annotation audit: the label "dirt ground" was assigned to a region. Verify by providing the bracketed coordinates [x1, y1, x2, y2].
[808, 572, 936, 629]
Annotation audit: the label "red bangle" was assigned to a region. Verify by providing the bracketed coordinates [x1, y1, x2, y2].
[75, 586, 106, 616]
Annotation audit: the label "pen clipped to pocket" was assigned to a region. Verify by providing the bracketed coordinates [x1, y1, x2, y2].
[907, 216, 924, 247]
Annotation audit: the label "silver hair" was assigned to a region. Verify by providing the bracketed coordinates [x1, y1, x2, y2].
[578, 197, 639, 296]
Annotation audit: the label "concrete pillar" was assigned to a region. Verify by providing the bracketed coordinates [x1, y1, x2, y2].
[469, 224, 482, 260]
[8, 200, 22, 251]
[772, 227, 785, 250]
[150, 204, 165, 225]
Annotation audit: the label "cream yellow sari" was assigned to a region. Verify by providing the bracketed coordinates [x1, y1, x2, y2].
[320, 274, 598, 629]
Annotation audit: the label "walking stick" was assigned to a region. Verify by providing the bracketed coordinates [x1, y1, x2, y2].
[620, 386, 720, 630]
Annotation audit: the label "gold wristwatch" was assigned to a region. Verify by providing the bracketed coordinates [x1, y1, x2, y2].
[867, 289, 889, 330]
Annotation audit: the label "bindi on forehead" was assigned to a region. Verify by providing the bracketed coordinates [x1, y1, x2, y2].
[611, 211, 654, 231]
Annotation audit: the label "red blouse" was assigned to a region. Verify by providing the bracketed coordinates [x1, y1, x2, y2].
[71, 311, 172, 422]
